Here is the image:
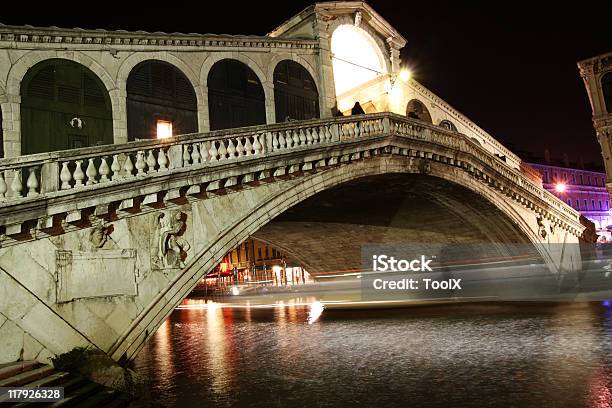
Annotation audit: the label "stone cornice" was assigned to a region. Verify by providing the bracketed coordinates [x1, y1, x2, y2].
[0, 24, 318, 50]
[408, 79, 520, 166]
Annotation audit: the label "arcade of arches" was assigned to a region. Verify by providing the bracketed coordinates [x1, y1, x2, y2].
[14, 57, 323, 154]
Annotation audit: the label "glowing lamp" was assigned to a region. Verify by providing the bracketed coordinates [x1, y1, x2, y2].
[156, 120, 173, 139]
[399, 69, 411, 82]
[231, 286, 240, 296]
[554, 183, 566, 193]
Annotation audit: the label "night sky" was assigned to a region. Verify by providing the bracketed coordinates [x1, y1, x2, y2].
[2, 1, 610, 164]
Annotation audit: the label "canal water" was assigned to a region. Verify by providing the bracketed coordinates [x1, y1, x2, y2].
[132, 300, 611, 407]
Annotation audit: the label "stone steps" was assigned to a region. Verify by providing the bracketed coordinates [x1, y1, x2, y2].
[0, 361, 136, 407]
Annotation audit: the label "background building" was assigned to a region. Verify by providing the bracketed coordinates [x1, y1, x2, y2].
[526, 152, 611, 237]
[193, 238, 312, 295]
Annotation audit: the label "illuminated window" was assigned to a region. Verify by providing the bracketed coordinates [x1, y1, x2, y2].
[156, 120, 173, 139]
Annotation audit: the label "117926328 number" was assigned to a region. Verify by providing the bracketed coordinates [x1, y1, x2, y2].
[0, 387, 64, 402]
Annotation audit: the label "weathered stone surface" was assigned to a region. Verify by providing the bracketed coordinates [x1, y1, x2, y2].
[0, 319, 24, 362]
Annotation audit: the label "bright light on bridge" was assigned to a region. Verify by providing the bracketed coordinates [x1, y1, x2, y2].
[554, 182, 567, 193]
[399, 69, 411, 82]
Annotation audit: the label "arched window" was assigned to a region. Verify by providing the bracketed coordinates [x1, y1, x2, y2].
[207, 59, 266, 131]
[273, 60, 319, 122]
[406, 99, 432, 123]
[20, 59, 113, 154]
[127, 61, 197, 141]
[439, 120, 457, 131]
[602, 72, 612, 113]
[331, 25, 386, 96]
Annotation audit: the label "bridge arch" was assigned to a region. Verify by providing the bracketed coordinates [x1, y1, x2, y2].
[20, 58, 114, 154]
[601, 71, 612, 113]
[406, 99, 433, 123]
[108, 155, 554, 363]
[125, 60, 199, 141]
[3, 51, 120, 156]
[439, 119, 457, 132]
[273, 59, 320, 122]
[330, 22, 389, 96]
[206, 58, 267, 131]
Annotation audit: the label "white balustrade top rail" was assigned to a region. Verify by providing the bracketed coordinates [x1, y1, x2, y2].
[0, 112, 579, 224]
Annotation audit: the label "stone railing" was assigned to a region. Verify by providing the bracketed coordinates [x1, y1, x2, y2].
[0, 114, 388, 202]
[0, 112, 582, 238]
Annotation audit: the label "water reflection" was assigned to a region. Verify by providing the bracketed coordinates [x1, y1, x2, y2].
[133, 301, 612, 407]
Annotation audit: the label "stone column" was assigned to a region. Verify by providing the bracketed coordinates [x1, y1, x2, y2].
[1, 97, 21, 158]
[313, 18, 337, 118]
[110, 89, 128, 144]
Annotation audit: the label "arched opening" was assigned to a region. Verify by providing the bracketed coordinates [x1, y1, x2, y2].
[406, 99, 432, 123]
[207, 59, 266, 131]
[127, 61, 198, 141]
[602, 72, 612, 113]
[273, 60, 319, 122]
[439, 119, 457, 132]
[331, 24, 387, 96]
[20, 59, 113, 154]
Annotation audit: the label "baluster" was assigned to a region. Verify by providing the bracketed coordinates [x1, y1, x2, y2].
[73, 160, 85, 187]
[11, 169, 23, 198]
[60, 162, 73, 189]
[218, 140, 228, 160]
[200, 142, 210, 163]
[146, 150, 157, 172]
[158, 148, 169, 171]
[135, 151, 146, 176]
[182, 145, 192, 166]
[348, 123, 355, 139]
[191, 143, 201, 164]
[99, 157, 110, 182]
[299, 129, 307, 145]
[236, 138, 245, 157]
[123, 155, 135, 178]
[253, 134, 263, 155]
[86, 158, 97, 185]
[292, 130, 300, 146]
[111, 155, 121, 180]
[227, 139, 236, 158]
[0, 171, 6, 200]
[272, 132, 280, 150]
[311, 127, 319, 144]
[354, 122, 361, 138]
[209, 141, 219, 161]
[305, 129, 313, 145]
[244, 137, 253, 156]
[278, 132, 286, 149]
[327, 125, 334, 142]
[26, 167, 39, 197]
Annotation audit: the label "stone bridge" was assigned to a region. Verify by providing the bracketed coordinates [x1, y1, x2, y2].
[0, 112, 585, 365]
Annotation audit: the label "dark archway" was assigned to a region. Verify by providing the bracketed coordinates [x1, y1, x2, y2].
[273, 60, 319, 122]
[207, 59, 266, 131]
[406, 99, 432, 123]
[20, 59, 113, 154]
[439, 119, 457, 132]
[127, 61, 198, 141]
[602, 72, 612, 113]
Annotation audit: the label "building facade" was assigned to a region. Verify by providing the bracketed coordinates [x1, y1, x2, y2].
[529, 162, 611, 235]
[194, 238, 312, 293]
[578, 51, 612, 193]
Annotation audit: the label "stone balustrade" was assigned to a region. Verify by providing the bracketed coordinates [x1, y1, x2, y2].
[0, 112, 583, 242]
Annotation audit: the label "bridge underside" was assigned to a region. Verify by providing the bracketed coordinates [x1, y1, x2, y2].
[254, 174, 537, 276]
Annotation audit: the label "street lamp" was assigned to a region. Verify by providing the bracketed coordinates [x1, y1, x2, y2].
[554, 182, 566, 193]
[399, 68, 411, 82]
